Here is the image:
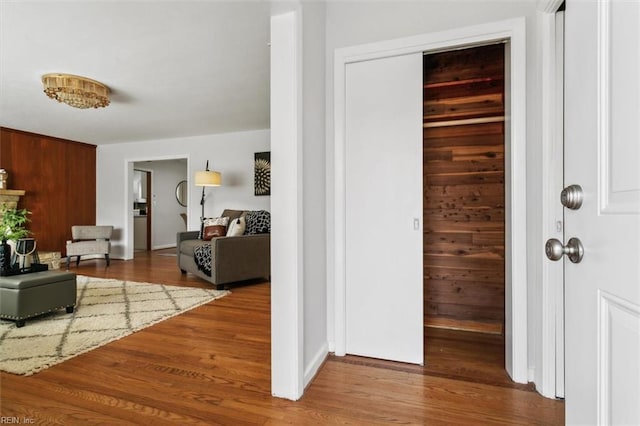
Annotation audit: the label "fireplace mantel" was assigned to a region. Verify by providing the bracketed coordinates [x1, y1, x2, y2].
[0, 189, 26, 210]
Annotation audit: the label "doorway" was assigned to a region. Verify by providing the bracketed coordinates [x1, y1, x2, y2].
[333, 18, 528, 383]
[133, 169, 152, 253]
[126, 158, 188, 259]
[423, 44, 506, 371]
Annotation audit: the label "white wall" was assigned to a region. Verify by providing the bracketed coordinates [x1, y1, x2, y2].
[270, 8, 304, 400]
[302, 1, 328, 387]
[97, 129, 270, 259]
[269, 2, 328, 400]
[133, 159, 187, 249]
[323, 0, 546, 390]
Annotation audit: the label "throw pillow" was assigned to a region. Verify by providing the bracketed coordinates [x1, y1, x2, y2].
[226, 216, 246, 237]
[203, 225, 226, 241]
[244, 210, 270, 235]
[199, 216, 229, 239]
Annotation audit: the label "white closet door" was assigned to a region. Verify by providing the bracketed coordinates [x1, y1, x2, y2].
[345, 53, 423, 364]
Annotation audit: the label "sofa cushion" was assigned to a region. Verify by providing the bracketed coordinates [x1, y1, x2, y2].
[221, 209, 245, 223]
[199, 216, 228, 239]
[203, 225, 226, 240]
[226, 216, 246, 237]
[245, 210, 270, 235]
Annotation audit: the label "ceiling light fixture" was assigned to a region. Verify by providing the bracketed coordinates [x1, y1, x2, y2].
[42, 73, 110, 109]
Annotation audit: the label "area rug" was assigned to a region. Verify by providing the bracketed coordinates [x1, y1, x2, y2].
[0, 275, 229, 376]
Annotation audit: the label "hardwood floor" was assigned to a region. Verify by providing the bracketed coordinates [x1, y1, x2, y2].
[0, 250, 564, 425]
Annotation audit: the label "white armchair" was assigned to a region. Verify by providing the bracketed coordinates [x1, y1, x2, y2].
[66, 226, 113, 269]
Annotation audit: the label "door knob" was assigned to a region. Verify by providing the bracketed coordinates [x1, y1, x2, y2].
[545, 237, 584, 263]
[561, 184, 583, 210]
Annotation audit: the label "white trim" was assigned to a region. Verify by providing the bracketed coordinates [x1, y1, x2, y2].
[597, 1, 640, 215]
[303, 342, 329, 386]
[123, 154, 189, 260]
[537, 0, 564, 13]
[553, 9, 566, 399]
[597, 0, 611, 215]
[270, 10, 304, 401]
[332, 17, 528, 383]
[597, 290, 640, 425]
[539, 6, 565, 399]
[151, 244, 175, 251]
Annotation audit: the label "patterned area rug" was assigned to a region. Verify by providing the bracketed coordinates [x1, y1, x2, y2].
[0, 275, 229, 376]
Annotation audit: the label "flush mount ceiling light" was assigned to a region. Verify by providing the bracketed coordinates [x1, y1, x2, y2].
[42, 73, 110, 109]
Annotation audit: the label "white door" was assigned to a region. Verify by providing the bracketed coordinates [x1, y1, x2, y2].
[564, 0, 640, 424]
[345, 53, 423, 364]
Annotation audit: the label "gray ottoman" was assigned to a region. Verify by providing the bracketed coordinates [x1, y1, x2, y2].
[0, 270, 77, 327]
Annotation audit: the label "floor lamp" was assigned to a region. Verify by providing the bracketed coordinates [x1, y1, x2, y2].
[194, 160, 222, 225]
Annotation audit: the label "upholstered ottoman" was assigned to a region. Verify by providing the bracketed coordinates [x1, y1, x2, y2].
[0, 270, 77, 327]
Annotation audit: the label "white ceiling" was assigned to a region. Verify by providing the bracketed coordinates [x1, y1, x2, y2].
[0, 1, 272, 145]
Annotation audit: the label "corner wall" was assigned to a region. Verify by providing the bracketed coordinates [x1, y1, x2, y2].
[269, 2, 328, 400]
[302, 0, 328, 387]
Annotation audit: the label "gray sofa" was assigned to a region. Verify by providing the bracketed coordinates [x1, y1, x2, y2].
[176, 209, 270, 289]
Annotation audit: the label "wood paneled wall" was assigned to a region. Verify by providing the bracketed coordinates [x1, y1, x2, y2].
[0, 128, 96, 256]
[423, 44, 505, 333]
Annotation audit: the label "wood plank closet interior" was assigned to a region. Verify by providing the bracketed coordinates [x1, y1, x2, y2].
[423, 44, 505, 334]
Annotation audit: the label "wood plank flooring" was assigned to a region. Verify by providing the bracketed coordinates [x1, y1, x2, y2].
[0, 250, 564, 425]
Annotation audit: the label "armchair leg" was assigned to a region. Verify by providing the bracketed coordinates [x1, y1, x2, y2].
[105, 254, 110, 267]
[66, 256, 71, 270]
[76, 256, 81, 266]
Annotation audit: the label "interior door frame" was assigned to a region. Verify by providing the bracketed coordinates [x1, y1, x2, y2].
[123, 155, 189, 260]
[332, 18, 529, 382]
[133, 167, 153, 252]
[539, 0, 566, 399]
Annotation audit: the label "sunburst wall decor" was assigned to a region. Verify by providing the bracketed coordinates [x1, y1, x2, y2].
[254, 152, 271, 196]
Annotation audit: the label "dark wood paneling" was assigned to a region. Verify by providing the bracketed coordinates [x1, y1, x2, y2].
[423, 44, 505, 331]
[0, 127, 96, 255]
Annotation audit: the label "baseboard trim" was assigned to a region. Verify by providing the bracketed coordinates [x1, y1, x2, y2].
[304, 342, 329, 388]
[152, 244, 176, 250]
[528, 367, 535, 383]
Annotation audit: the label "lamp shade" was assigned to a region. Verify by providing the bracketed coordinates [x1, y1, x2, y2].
[194, 170, 221, 187]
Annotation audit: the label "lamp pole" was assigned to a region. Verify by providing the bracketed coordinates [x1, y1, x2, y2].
[199, 160, 209, 221]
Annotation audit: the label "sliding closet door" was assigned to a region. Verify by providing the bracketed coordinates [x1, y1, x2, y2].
[345, 53, 423, 364]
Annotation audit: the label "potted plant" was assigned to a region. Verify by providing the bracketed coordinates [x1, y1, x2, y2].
[0, 205, 31, 272]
